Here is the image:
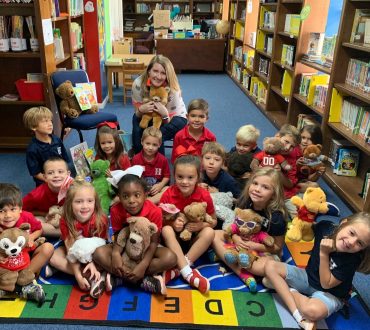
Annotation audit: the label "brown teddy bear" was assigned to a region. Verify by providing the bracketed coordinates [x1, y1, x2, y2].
[297, 144, 328, 176]
[139, 85, 170, 129]
[45, 205, 63, 229]
[180, 202, 214, 241]
[115, 216, 157, 272]
[250, 137, 291, 171]
[223, 208, 274, 269]
[287, 187, 328, 242]
[55, 80, 99, 118]
[0, 223, 45, 291]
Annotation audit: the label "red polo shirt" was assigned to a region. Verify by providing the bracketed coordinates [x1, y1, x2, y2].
[110, 199, 162, 234]
[131, 150, 170, 183]
[22, 184, 63, 214]
[60, 213, 108, 241]
[0, 211, 43, 233]
[160, 185, 215, 215]
[171, 125, 216, 163]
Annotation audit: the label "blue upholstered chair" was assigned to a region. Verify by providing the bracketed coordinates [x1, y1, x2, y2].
[50, 69, 119, 142]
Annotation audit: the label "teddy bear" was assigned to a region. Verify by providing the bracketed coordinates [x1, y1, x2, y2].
[139, 85, 170, 129]
[210, 192, 235, 229]
[297, 144, 329, 176]
[0, 223, 45, 291]
[55, 80, 99, 118]
[250, 137, 291, 171]
[91, 159, 115, 214]
[223, 208, 274, 269]
[67, 237, 107, 264]
[180, 202, 214, 241]
[287, 187, 329, 242]
[45, 205, 63, 228]
[115, 216, 157, 272]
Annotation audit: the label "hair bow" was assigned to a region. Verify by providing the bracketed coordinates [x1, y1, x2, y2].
[96, 121, 119, 129]
[174, 145, 198, 158]
[107, 165, 145, 188]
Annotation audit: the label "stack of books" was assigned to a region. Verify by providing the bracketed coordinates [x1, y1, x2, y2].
[329, 139, 360, 177]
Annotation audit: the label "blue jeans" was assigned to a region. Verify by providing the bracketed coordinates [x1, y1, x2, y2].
[132, 114, 187, 154]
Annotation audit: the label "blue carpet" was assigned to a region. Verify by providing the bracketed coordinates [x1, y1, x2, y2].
[0, 73, 369, 314]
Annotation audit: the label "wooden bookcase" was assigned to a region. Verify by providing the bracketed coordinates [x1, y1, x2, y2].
[123, 0, 222, 34]
[0, 0, 57, 149]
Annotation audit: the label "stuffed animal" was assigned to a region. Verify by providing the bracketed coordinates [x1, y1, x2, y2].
[297, 144, 329, 176]
[139, 85, 170, 129]
[180, 202, 214, 241]
[210, 192, 235, 229]
[251, 137, 291, 171]
[116, 217, 157, 272]
[55, 80, 99, 118]
[0, 223, 45, 290]
[223, 208, 274, 269]
[67, 237, 106, 264]
[91, 159, 115, 214]
[226, 151, 253, 179]
[287, 187, 329, 242]
[159, 203, 180, 227]
[45, 205, 63, 228]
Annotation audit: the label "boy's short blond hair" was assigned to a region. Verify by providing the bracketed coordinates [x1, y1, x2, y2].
[202, 142, 226, 160]
[141, 126, 162, 144]
[278, 124, 300, 145]
[236, 124, 260, 143]
[187, 98, 209, 116]
[23, 106, 53, 131]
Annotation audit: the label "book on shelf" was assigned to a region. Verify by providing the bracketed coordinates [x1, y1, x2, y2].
[350, 9, 370, 44]
[345, 59, 370, 94]
[281, 70, 292, 96]
[27, 73, 43, 82]
[334, 148, 360, 177]
[360, 170, 370, 200]
[297, 113, 321, 130]
[328, 139, 356, 169]
[306, 32, 325, 56]
[281, 44, 295, 67]
[284, 14, 300, 36]
[299, 73, 314, 98]
[306, 74, 330, 106]
[329, 87, 343, 123]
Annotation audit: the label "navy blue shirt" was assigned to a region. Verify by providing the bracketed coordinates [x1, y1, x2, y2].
[26, 135, 71, 186]
[306, 221, 362, 299]
[202, 169, 241, 198]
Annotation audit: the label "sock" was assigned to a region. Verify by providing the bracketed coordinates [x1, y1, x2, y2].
[293, 309, 303, 323]
[180, 265, 192, 280]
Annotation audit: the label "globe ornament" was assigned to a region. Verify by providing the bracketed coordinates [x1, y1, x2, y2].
[216, 20, 230, 36]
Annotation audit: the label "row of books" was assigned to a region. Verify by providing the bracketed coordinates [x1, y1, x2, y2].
[281, 44, 295, 67]
[70, 22, 83, 51]
[231, 60, 242, 83]
[243, 49, 254, 70]
[242, 70, 251, 91]
[259, 58, 270, 77]
[229, 3, 237, 20]
[234, 22, 244, 40]
[296, 113, 321, 130]
[163, 5, 190, 14]
[312, 85, 328, 109]
[329, 139, 360, 177]
[361, 170, 370, 200]
[69, 0, 83, 17]
[73, 52, 85, 70]
[136, 3, 155, 14]
[298, 73, 329, 106]
[234, 46, 243, 63]
[284, 14, 300, 36]
[260, 8, 275, 30]
[250, 77, 267, 104]
[263, 35, 273, 54]
[345, 58, 370, 94]
[350, 8, 370, 45]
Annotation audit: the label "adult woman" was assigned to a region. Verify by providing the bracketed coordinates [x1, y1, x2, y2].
[131, 55, 187, 154]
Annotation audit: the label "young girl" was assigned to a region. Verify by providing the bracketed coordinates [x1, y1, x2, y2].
[47, 180, 109, 299]
[160, 155, 217, 294]
[93, 171, 177, 295]
[94, 123, 131, 171]
[212, 168, 288, 291]
[265, 213, 370, 330]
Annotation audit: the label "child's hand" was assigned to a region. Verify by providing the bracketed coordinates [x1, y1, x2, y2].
[149, 183, 162, 196]
[153, 102, 168, 118]
[127, 264, 146, 283]
[208, 186, 219, 193]
[75, 273, 90, 291]
[27, 239, 35, 248]
[185, 222, 203, 233]
[173, 215, 185, 232]
[232, 235, 250, 250]
[83, 262, 101, 282]
[320, 238, 336, 254]
[105, 169, 112, 178]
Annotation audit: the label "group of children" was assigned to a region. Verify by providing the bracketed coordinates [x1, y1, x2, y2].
[0, 101, 369, 330]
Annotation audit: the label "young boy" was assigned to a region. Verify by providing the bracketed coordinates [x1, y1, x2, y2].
[0, 183, 54, 305]
[22, 157, 72, 237]
[171, 99, 216, 163]
[200, 142, 241, 199]
[23, 106, 72, 186]
[225, 124, 261, 188]
[131, 127, 170, 204]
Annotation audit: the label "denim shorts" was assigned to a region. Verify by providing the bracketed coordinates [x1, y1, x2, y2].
[285, 264, 344, 316]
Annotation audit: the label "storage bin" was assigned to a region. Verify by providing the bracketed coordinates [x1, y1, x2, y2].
[15, 79, 44, 101]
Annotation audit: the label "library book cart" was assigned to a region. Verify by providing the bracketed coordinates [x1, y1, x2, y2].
[0, 0, 87, 149]
[226, 0, 370, 212]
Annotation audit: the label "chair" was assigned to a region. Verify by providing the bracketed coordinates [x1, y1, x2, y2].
[133, 33, 154, 54]
[51, 69, 119, 142]
[122, 62, 145, 105]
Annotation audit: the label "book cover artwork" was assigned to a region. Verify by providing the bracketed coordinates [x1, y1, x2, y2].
[73, 86, 91, 111]
[336, 148, 360, 177]
[70, 142, 90, 177]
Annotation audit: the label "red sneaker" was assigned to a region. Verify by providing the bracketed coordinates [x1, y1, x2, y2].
[187, 269, 210, 294]
[163, 268, 180, 284]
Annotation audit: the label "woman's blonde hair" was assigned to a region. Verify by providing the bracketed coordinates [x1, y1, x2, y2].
[63, 180, 106, 242]
[140, 55, 180, 95]
[331, 212, 370, 274]
[237, 168, 288, 221]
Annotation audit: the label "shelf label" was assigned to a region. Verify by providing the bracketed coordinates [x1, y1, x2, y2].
[300, 5, 311, 21]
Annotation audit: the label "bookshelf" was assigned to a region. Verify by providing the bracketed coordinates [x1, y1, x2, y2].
[0, 0, 57, 149]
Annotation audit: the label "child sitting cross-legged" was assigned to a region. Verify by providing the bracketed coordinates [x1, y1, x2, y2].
[131, 127, 170, 205]
[0, 183, 54, 305]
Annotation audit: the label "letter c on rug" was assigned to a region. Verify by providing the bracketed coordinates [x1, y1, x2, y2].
[246, 300, 264, 317]
[164, 297, 180, 313]
[205, 300, 223, 315]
